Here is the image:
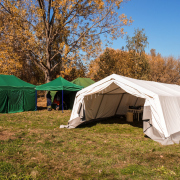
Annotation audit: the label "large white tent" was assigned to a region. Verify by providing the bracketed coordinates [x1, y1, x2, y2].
[60, 74, 180, 145]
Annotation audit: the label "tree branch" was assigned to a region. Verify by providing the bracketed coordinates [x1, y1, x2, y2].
[50, 56, 62, 72]
[68, 6, 112, 54]
[50, 50, 62, 61]
[37, 0, 48, 33]
[0, 3, 36, 30]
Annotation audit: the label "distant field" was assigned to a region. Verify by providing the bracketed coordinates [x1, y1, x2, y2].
[1, 104, 180, 179]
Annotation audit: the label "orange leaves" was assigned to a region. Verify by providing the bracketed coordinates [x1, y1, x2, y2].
[88, 48, 150, 81]
[0, 47, 22, 75]
[147, 52, 180, 84]
[88, 47, 180, 85]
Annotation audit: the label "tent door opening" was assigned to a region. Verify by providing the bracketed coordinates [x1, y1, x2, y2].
[84, 91, 145, 123]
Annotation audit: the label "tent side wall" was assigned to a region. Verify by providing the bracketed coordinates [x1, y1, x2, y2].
[23, 89, 36, 111]
[8, 89, 24, 113]
[84, 93, 145, 121]
[0, 89, 8, 113]
[0, 88, 36, 113]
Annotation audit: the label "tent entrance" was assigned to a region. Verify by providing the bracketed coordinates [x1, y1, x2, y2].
[83, 83, 145, 123]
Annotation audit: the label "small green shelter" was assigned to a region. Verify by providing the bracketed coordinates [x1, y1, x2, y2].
[0, 75, 36, 113]
[36, 76, 83, 110]
[71, 77, 95, 88]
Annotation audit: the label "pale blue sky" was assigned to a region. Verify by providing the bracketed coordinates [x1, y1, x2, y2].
[105, 0, 180, 58]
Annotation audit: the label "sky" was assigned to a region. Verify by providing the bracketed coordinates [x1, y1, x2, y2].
[105, 0, 180, 58]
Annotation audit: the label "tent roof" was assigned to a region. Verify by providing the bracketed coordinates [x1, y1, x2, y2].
[0, 74, 35, 89]
[36, 76, 83, 91]
[75, 74, 180, 98]
[71, 77, 95, 88]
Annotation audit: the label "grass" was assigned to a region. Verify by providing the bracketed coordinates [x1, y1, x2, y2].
[1, 107, 180, 179]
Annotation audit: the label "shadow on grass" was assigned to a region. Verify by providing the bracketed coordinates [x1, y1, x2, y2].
[77, 116, 143, 129]
[37, 106, 47, 110]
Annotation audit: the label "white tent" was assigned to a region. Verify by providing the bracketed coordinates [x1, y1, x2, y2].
[60, 74, 180, 145]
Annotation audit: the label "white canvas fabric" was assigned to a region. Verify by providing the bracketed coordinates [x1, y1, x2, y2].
[61, 74, 180, 145]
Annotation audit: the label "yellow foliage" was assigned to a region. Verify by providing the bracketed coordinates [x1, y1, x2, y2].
[0, 0, 132, 82]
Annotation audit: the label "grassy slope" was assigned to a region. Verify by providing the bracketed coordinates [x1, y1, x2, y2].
[0, 109, 180, 180]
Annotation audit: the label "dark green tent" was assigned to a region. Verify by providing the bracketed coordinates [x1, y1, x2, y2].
[36, 76, 83, 91]
[36, 77, 83, 91]
[0, 75, 36, 113]
[71, 77, 95, 88]
[36, 77, 83, 110]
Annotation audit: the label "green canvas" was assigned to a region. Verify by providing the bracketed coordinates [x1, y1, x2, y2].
[36, 77, 83, 110]
[71, 77, 95, 88]
[0, 90, 8, 113]
[36, 76, 83, 91]
[0, 75, 36, 113]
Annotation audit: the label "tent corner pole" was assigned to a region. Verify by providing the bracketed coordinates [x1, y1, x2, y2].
[62, 90, 64, 113]
[35, 90, 37, 111]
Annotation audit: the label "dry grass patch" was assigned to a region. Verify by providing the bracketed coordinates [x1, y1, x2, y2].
[0, 130, 15, 141]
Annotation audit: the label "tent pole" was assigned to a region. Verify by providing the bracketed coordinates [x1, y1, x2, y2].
[95, 94, 104, 119]
[103, 87, 121, 95]
[35, 90, 37, 111]
[134, 97, 138, 106]
[114, 93, 124, 116]
[62, 90, 64, 113]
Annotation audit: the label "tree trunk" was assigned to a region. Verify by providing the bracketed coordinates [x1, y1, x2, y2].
[46, 35, 51, 83]
[45, 70, 51, 83]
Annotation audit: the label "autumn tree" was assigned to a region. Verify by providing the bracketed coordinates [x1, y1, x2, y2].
[88, 47, 149, 81]
[61, 59, 87, 81]
[126, 28, 148, 54]
[148, 50, 180, 84]
[0, 0, 132, 83]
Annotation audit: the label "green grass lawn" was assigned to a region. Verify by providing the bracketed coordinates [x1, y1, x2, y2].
[0, 109, 180, 180]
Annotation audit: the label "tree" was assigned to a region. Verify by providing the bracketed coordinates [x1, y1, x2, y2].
[148, 52, 180, 84]
[0, 0, 132, 83]
[88, 47, 149, 81]
[61, 59, 87, 81]
[126, 28, 148, 54]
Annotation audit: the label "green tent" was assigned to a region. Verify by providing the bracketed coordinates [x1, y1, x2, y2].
[0, 75, 36, 113]
[71, 77, 95, 88]
[36, 76, 83, 91]
[36, 77, 83, 110]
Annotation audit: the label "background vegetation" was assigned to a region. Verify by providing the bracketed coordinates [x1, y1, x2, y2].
[0, 0, 132, 83]
[1, 22, 180, 85]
